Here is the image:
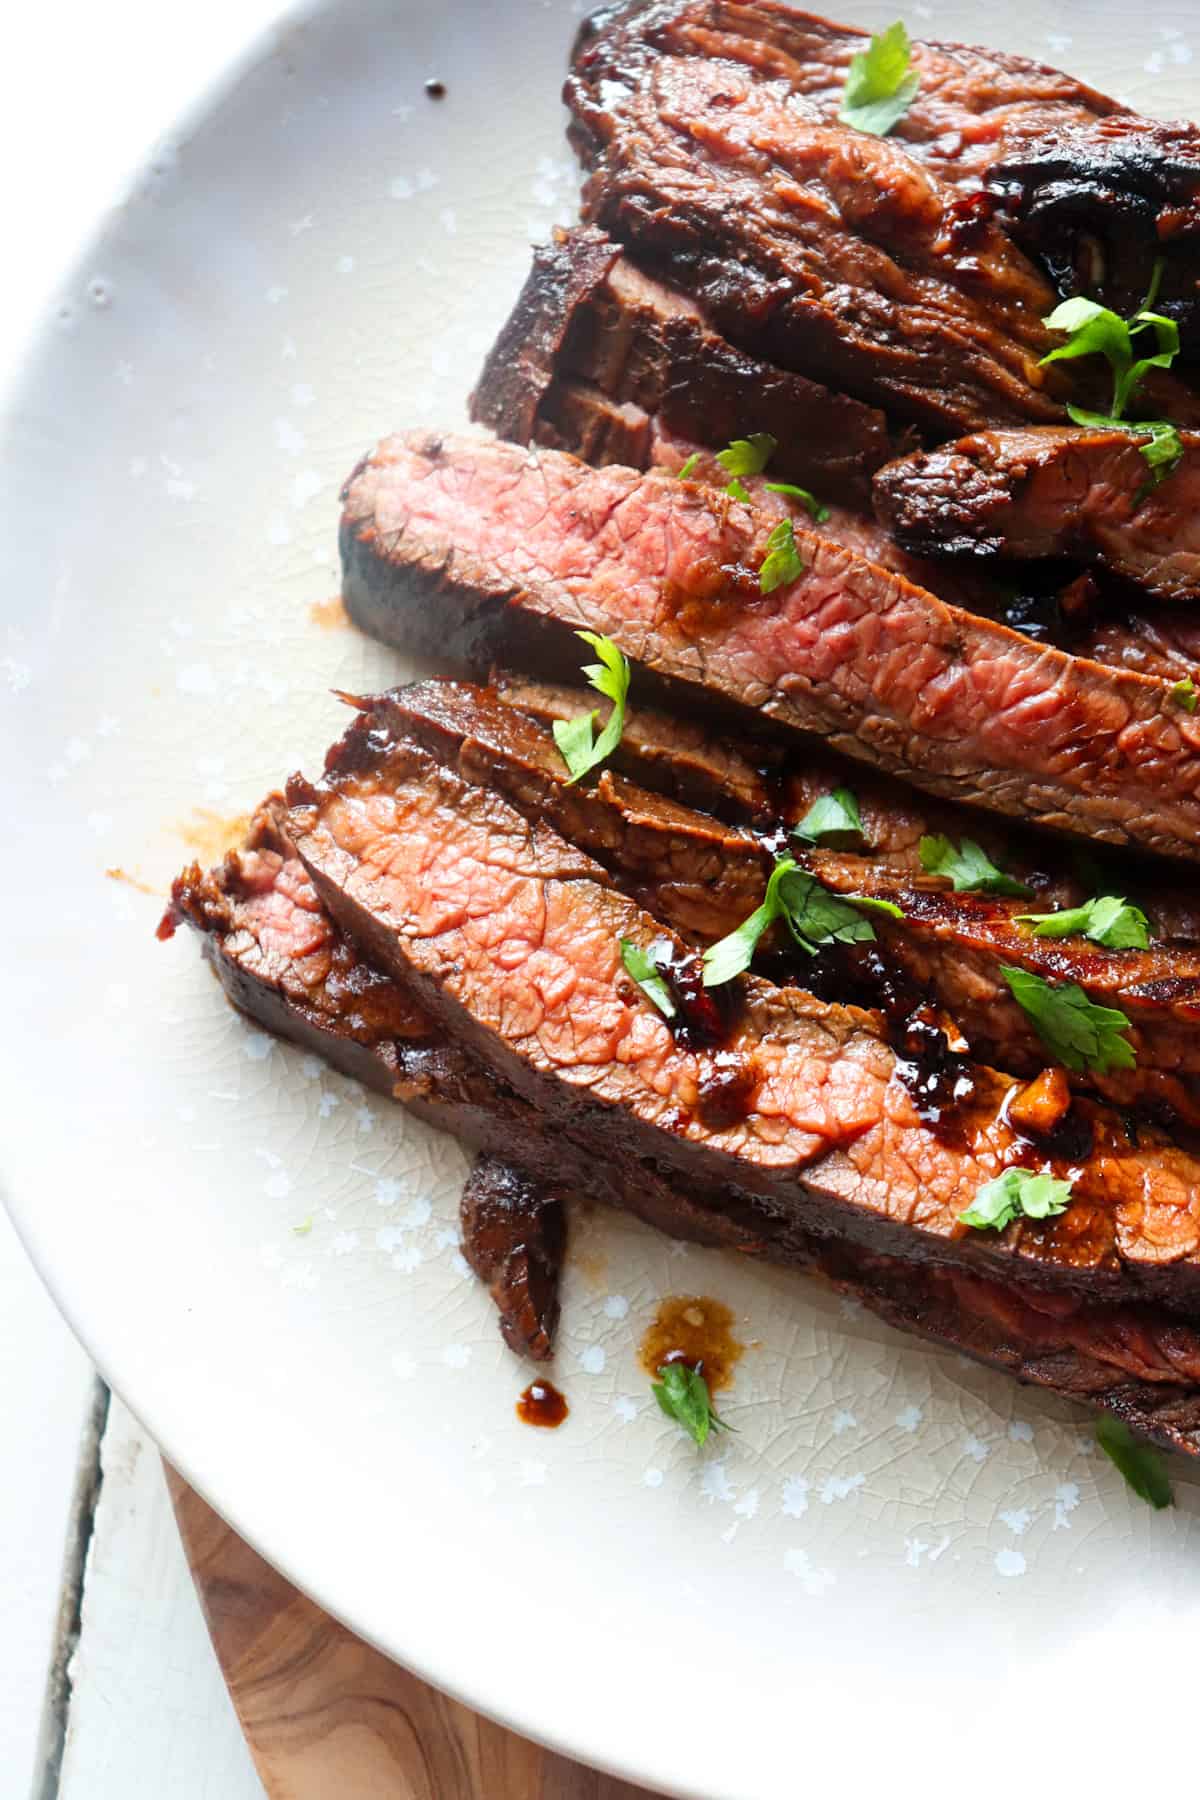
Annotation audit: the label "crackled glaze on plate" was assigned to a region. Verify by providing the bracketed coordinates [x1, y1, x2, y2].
[3, 3, 1200, 1796]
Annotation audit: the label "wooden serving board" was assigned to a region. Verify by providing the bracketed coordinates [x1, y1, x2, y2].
[166, 1466, 660, 1799]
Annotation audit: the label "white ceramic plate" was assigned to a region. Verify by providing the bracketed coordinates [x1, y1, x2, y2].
[5, 4, 1200, 1795]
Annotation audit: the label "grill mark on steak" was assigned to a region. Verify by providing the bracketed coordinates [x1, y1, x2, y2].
[470, 225, 893, 504]
[566, 49, 1069, 434]
[459, 1156, 566, 1361]
[339, 431, 1200, 863]
[284, 708, 1200, 1315]
[875, 428, 1200, 605]
[571, 2, 1128, 195]
[164, 799, 1200, 1453]
[370, 678, 1200, 1122]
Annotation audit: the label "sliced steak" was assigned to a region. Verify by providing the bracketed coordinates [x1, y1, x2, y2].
[340, 432, 1200, 863]
[375, 678, 1200, 1121]
[164, 798, 1200, 1453]
[471, 226, 892, 504]
[285, 708, 1200, 1315]
[459, 1157, 566, 1361]
[566, 47, 1068, 434]
[875, 428, 1200, 604]
[492, 667, 776, 821]
[570, 2, 1127, 194]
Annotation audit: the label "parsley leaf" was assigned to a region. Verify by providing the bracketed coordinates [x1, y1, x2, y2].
[725, 475, 752, 503]
[716, 434, 777, 478]
[959, 1168, 1074, 1232]
[764, 481, 831, 523]
[918, 834, 1032, 898]
[701, 859, 898, 987]
[552, 630, 631, 785]
[792, 786, 866, 848]
[620, 938, 677, 1020]
[292, 1216, 314, 1237]
[1095, 1416, 1173, 1510]
[838, 21, 920, 137]
[1065, 405, 1184, 486]
[676, 451, 702, 480]
[1171, 676, 1198, 713]
[759, 518, 804, 594]
[652, 1362, 731, 1448]
[1000, 966, 1135, 1074]
[1015, 895, 1150, 951]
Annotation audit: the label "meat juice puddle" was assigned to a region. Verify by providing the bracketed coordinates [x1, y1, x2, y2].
[639, 1295, 745, 1396]
[516, 1380, 569, 1429]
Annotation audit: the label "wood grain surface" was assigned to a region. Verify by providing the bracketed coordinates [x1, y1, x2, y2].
[166, 1466, 660, 1800]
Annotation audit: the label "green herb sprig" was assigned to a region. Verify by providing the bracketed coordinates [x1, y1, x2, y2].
[701, 858, 901, 988]
[838, 21, 920, 137]
[653, 1363, 732, 1448]
[552, 631, 632, 785]
[1041, 263, 1185, 482]
[1001, 966, 1135, 1074]
[765, 481, 831, 522]
[959, 1168, 1073, 1233]
[918, 834, 1032, 898]
[1095, 1415, 1173, 1510]
[1015, 895, 1150, 951]
[793, 787, 866, 849]
[1171, 677, 1198, 713]
[620, 938, 677, 1020]
[759, 518, 804, 594]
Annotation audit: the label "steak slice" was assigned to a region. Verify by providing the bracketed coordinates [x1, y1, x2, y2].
[470, 226, 892, 505]
[164, 799, 1200, 1453]
[570, 2, 1128, 194]
[375, 678, 1200, 1122]
[566, 47, 1067, 434]
[875, 428, 1200, 604]
[284, 707, 1200, 1315]
[340, 432, 1200, 863]
[459, 1156, 566, 1362]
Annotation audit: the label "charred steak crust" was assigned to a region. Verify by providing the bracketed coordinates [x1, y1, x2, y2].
[165, 791, 1200, 1453]
[470, 226, 893, 505]
[459, 1156, 567, 1362]
[284, 704, 1200, 1314]
[874, 428, 1200, 605]
[339, 432, 1200, 863]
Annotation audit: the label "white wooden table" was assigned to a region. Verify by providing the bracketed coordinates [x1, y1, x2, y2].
[3, 3, 290, 1791]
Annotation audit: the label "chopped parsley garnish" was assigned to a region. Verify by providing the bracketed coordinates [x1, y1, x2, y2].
[552, 630, 631, 785]
[1095, 1415, 1174, 1510]
[792, 786, 866, 849]
[652, 1362, 732, 1448]
[838, 21, 920, 137]
[1000, 966, 1136, 1074]
[918, 834, 1032, 898]
[764, 481, 831, 523]
[959, 1168, 1073, 1233]
[292, 1216, 314, 1237]
[1041, 264, 1184, 481]
[619, 938, 676, 1020]
[701, 858, 900, 988]
[726, 475, 752, 503]
[1065, 407, 1184, 486]
[716, 434, 777, 478]
[1015, 895, 1150, 951]
[676, 451, 702, 480]
[759, 518, 804, 594]
[1171, 676, 1198, 713]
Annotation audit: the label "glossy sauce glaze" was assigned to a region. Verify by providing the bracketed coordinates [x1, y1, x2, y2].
[639, 1295, 744, 1394]
[516, 1379, 569, 1428]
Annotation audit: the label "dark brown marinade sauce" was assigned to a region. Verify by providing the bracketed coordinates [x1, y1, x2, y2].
[628, 942, 736, 1051]
[516, 1380, 568, 1428]
[639, 1296, 744, 1394]
[424, 77, 446, 98]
